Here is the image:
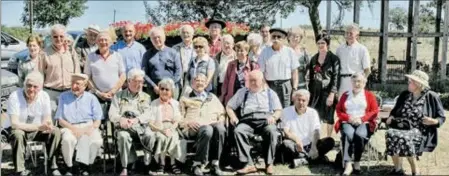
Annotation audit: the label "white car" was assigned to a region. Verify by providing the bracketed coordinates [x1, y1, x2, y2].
[1, 32, 27, 68]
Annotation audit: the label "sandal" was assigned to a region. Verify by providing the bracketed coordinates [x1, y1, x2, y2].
[171, 164, 182, 174]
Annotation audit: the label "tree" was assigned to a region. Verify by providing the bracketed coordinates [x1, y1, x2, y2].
[389, 7, 407, 31]
[21, 0, 88, 28]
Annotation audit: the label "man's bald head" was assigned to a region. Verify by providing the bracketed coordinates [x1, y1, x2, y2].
[248, 70, 265, 92]
[122, 23, 136, 43]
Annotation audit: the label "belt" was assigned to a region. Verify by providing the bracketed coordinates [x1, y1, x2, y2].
[72, 121, 91, 125]
[340, 74, 352, 78]
[266, 79, 290, 85]
[44, 87, 69, 92]
[241, 112, 271, 119]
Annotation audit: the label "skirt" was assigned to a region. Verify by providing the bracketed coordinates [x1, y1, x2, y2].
[153, 122, 182, 160]
[385, 128, 423, 157]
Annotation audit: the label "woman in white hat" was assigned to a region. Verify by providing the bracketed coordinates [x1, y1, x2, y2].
[385, 70, 446, 176]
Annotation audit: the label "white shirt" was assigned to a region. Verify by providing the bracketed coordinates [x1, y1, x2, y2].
[218, 52, 235, 83]
[281, 106, 321, 146]
[6, 89, 51, 127]
[258, 46, 300, 81]
[335, 42, 370, 74]
[344, 91, 367, 119]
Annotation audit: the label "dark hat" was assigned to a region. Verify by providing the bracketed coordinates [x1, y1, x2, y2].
[269, 28, 288, 36]
[205, 19, 226, 29]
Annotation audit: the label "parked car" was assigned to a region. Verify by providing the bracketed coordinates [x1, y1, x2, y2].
[7, 31, 85, 74]
[1, 32, 27, 68]
[1, 69, 20, 129]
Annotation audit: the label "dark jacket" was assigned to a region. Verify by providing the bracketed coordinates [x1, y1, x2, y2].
[308, 51, 341, 94]
[390, 90, 446, 152]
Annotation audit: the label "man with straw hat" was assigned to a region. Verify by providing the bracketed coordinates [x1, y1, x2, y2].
[76, 24, 100, 70]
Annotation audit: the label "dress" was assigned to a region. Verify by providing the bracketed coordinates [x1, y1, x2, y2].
[385, 91, 427, 157]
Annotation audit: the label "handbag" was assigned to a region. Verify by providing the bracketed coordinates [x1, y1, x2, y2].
[389, 118, 412, 130]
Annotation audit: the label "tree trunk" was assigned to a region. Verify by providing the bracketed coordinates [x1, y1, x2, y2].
[308, 4, 322, 39]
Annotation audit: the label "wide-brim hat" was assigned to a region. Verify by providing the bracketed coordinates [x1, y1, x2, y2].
[405, 70, 430, 88]
[269, 28, 288, 37]
[84, 24, 100, 34]
[205, 19, 226, 29]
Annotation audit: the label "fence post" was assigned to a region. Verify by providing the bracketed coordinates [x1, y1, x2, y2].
[378, 0, 389, 84]
[441, 2, 449, 79]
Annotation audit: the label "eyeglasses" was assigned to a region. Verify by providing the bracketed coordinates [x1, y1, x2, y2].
[26, 83, 39, 89]
[194, 45, 204, 49]
[160, 87, 170, 92]
[52, 35, 64, 39]
[271, 35, 283, 39]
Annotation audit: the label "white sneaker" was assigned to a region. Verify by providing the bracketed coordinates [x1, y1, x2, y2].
[144, 152, 151, 166]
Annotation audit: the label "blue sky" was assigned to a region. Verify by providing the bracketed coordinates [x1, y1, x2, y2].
[1, 1, 410, 30]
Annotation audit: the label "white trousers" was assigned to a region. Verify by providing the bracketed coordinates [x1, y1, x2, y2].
[338, 77, 353, 98]
[60, 122, 103, 167]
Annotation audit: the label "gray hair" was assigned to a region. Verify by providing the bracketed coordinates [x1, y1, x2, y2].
[149, 26, 165, 37]
[96, 31, 111, 41]
[24, 71, 44, 86]
[127, 68, 145, 80]
[65, 33, 74, 42]
[158, 78, 175, 94]
[222, 34, 234, 44]
[51, 24, 66, 34]
[346, 23, 360, 33]
[351, 72, 367, 82]
[193, 73, 207, 81]
[292, 89, 310, 100]
[179, 25, 194, 34]
[247, 33, 263, 46]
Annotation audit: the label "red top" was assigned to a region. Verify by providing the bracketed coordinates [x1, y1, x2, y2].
[334, 89, 379, 133]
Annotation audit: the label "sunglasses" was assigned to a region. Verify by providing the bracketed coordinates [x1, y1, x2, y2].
[52, 35, 64, 39]
[271, 35, 283, 39]
[160, 87, 170, 92]
[194, 45, 204, 49]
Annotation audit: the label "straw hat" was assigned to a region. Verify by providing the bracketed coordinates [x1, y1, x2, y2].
[84, 24, 101, 34]
[405, 70, 430, 88]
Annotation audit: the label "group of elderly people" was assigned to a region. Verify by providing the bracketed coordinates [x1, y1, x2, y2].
[3, 18, 446, 176]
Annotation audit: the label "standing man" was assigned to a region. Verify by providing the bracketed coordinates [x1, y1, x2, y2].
[76, 24, 100, 70]
[55, 73, 103, 175]
[259, 24, 272, 50]
[111, 23, 147, 75]
[206, 19, 226, 58]
[336, 23, 371, 96]
[42, 24, 81, 112]
[142, 27, 182, 99]
[258, 28, 299, 108]
[172, 25, 197, 94]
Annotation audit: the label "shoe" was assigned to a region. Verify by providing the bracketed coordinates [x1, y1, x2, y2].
[192, 165, 203, 176]
[120, 169, 128, 176]
[236, 165, 257, 175]
[51, 169, 62, 176]
[388, 169, 405, 175]
[81, 171, 89, 176]
[18, 170, 31, 176]
[266, 165, 274, 175]
[171, 164, 182, 174]
[210, 165, 222, 175]
[65, 171, 73, 176]
[352, 169, 362, 175]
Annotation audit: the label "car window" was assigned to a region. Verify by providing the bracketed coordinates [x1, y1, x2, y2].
[76, 34, 86, 47]
[2, 33, 19, 45]
[1, 35, 6, 44]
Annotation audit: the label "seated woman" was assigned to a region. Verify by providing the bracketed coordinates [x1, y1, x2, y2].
[220, 41, 258, 105]
[149, 78, 182, 174]
[385, 70, 445, 176]
[335, 72, 379, 175]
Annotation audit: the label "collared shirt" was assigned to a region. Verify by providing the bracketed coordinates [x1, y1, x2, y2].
[108, 89, 152, 124]
[194, 91, 208, 102]
[335, 41, 370, 74]
[43, 45, 81, 90]
[142, 47, 182, 87]
[260, 42, 272, 51]
[54, 91, 103, 124]
[7, 89, 51, 126]
[187, 56, 215, 91]
[111, 40, 146, 74]
[209, 37, 222, 58]
[218, 52, 235, 83]
[258, 46, 300, 81]
[173, 42, 197, 73]
[345, 91, 367, 118]
[18, 54, 44, 85]
[281, 106, 321, 146]
[150, 98, 181, 123]
[160, 100, 174, 122]
[227, 87, 282, 116]
[85, 50, 125, 92]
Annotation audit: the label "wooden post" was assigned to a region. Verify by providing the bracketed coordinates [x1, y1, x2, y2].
[378, 0, 389, 83]
[406, 0, 414, 72]
[29, 0, 33, 34]
[434, 0, 442, 77]
[353, 0, 361, 24]
[441, 2, 449, 79]
[326, 1, 332, 33]
[411, 0, 420, 72]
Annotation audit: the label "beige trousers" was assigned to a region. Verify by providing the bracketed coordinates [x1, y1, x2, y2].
[60, 122, 103, 167]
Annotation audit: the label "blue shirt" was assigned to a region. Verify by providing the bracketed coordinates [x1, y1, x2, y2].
[54, 91, 103, 124]
[142, 47, 182, 87]
[194, 91, 208, 101]
[111, 40, 146, 74]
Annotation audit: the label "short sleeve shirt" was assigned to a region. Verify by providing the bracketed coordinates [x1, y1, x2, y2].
[336, 42, 370, 75]
[7, 89, 51, 126]
[258, 46, 300, 81]
[85, 50, 125, 92]
[227, 87, 282, 115]
[281, 106, 321, 146]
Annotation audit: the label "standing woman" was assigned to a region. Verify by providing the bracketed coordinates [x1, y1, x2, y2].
[385, 70, 445, 176]
[288, 28, 310, 90]
[18, 35, 46, 85]
[219, 41, 259, 105]
[308, 32, 340, 138]
[246, 33, 263, 62]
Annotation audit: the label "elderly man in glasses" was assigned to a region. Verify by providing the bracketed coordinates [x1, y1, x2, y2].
[76, 24, 100, 70]
[55, 73, 103, 175]
[42, 24, 81, 113]
[258, 28, 299, 108]
[8, 72, 61, 176]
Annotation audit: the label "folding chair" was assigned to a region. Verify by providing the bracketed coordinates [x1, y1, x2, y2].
[26, 141, 48, 175]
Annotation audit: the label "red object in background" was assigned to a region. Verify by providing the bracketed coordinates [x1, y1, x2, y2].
[314, 64, 321, 73]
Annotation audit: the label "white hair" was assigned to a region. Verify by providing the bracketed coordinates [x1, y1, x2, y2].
[221, 34, 234, 44]
[127, 68, 145, 80]
[51, 24, 66, 34]
[180, 25, 194, 34]
[351, 72, 367, 82]
[24, 71, 44, 86]
[149, 26, 165, 37]
[292, 89, 310, 100]
[96, 31, 111, 41]
[247, 33, 263, 46]
[65, 33, 74, 42]
[193, 73, 207, 81]
[158, 78, 175, 94]
[346, 23, 360, 33]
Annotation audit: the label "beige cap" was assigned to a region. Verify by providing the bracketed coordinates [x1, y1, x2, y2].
[71, 73, 89, 81]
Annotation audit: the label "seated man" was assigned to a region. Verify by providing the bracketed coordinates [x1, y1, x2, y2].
[226, 70, 282, 175]
[281, 89, 335, 168]
[109, 68, 154, 176]
[179, 73, 226, 176]
[55, 73, 103, 175]
[8, 72, 61, 176]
